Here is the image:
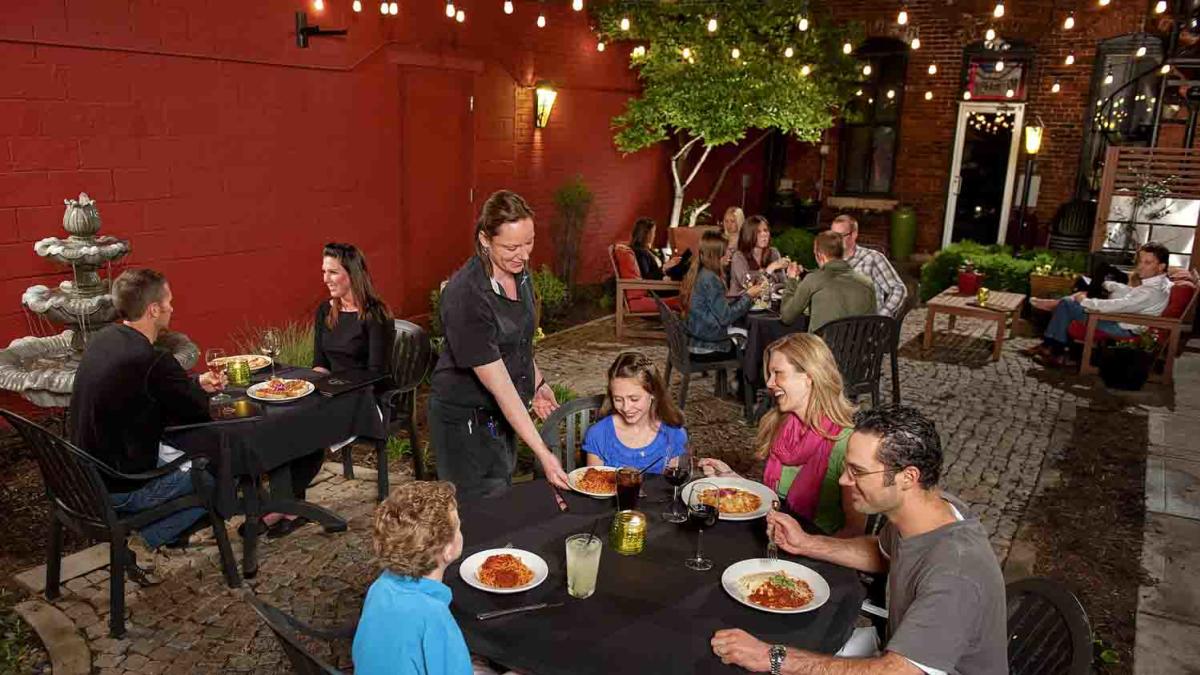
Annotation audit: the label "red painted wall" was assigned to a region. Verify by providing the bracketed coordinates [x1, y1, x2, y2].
[0, 0, 676, 363]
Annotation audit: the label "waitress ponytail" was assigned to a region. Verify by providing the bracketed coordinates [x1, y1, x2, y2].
[475, 190, 535, 278]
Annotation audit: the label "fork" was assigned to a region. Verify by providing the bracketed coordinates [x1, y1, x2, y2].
[766, 500, 779, 561]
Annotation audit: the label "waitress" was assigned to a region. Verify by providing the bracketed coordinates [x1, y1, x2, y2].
[429, 190, 571, 499]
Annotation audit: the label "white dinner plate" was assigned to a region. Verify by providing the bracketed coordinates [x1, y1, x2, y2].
[212, 354, 273, 372]
[458, 548, 549, 595]
[680, 477, 776, 521]
[246, 379, 315, 403]
[567, 466, 618, 499]
[721, 558, 830, 614]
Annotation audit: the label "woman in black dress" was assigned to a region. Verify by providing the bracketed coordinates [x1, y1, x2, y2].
[429, 190, 571, 499]
[630, 217, 688, 282]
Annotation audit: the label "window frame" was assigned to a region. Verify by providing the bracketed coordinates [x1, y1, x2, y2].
[836, 38, 909, 198]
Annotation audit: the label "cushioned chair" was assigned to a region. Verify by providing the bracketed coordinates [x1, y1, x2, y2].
[539, 395, 605, 472]
[1006, 578, 1092, 675]
[245, 591, 356, 675]
[1074, 279, 1198, 384]
[610, 244, 681, 339]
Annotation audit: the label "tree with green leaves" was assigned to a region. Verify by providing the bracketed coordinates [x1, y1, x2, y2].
[593, 0, 862, 227]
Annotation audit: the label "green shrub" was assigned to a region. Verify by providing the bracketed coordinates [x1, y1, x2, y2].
[232, 320, 314, 367]
[429, 285, 444, 338]
[532, 265, 568, 320]
[553, 175, 593, 289]
[918, 242, 1088, 301]
[773, 228, 818, 269]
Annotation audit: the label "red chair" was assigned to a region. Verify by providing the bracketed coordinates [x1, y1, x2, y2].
[609, 243, 680, 339]
[1076, 280, 1198, 384]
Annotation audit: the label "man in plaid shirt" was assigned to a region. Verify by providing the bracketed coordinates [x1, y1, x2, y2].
[830, 215, 908, 318]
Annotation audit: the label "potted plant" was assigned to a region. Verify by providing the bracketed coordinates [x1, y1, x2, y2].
[1097, 331, 1159, 391]
[1030, 264, 1078, 299]
[957, 260, 985, 295]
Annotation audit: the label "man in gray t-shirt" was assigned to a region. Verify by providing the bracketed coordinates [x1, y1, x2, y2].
[710, 407, 1007, 675]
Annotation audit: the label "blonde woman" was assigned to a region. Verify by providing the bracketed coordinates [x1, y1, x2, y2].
[720, 206, 745, 268]
[699, 333, 864, 536]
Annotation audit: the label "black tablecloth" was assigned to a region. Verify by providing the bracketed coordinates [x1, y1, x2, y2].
[167, 366, 386, 477]
[742, 312, 809, 391]
[449, 479, 865, 675]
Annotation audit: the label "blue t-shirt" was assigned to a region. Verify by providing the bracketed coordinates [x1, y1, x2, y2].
[582, 415, 687, 473]
[352, 571, 472, 675]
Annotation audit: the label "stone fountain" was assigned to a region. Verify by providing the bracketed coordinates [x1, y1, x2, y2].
[0, 193, 198, 408]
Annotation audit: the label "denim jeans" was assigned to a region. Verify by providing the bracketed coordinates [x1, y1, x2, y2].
[1043, 299, 1133, 347]
[110, 469, 209, 548]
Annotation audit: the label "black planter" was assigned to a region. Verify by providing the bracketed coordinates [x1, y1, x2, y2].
[1097, 344, 1155, 391]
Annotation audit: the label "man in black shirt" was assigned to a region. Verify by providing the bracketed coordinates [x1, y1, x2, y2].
[69, 269, 226, 550]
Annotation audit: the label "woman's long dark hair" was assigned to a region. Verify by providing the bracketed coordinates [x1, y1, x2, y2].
[737, 215, 770, 270]
[323, 242, 392, 328]
[679, 231, 728, 313]
[629, 217, 656, 251]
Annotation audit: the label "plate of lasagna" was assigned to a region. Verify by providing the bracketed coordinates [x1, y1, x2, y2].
[568, 466, 618, 498]
[246, 378, 315, 403]
[680, 477, 775, 521]
[721, 558, 829, 614]
[459, 548, 549, 594]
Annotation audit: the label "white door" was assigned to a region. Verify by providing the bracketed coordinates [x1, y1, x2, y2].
[942, 102, 1025, 248]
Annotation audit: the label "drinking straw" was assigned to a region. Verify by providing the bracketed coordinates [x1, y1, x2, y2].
[586, 515, 603, 546]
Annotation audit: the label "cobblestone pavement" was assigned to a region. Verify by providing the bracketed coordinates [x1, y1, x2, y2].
[17, 308, 1137, 672]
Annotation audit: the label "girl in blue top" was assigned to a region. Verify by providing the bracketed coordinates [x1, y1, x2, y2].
[583, 351, 688, 473]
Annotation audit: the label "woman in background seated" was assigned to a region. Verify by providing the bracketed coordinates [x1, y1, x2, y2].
[682, 231, 765, 363]
[720, 206, 745, 272]
[584, 351, 687, 473]
[729, 215, 789, 295]
[314, 242, 394, 377]
[629, 217, 688, 282]
[699, 333, 863, 537]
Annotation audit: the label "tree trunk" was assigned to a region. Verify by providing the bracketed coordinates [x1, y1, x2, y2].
[703, 130, 772, 208]
[669, 190, 686, 229]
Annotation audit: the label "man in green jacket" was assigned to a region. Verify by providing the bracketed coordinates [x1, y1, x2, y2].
[779, 231, 876, 331]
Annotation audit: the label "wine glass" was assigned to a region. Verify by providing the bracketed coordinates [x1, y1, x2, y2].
[685, 480, 719, 570]
[661, 452, 692, 523]
[261, 329, 281, 379]
[205, 348, 231, 405]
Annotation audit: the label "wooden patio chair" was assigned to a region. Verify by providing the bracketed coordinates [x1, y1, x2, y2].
[1076, 279, 1197, 385]
[1006, 577, 1093, 675]
[815, 315, 896, 409]
[0, 409, 241, 638]
[539, 394, 605, 471]
[610, 243, 681, 339]
[245, 591, 357, 675]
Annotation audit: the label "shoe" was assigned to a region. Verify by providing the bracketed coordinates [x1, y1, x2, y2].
[266, 516, 310, 540]
[1035, 352, 1066, 368]
[1021, 344, 1050, 358]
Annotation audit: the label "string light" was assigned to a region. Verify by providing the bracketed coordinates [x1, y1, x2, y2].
[924, 90, 933, 100]
[620, 16, 630, 31]
[682, 47, 692, 60]
[572, 0, 583, 11]
[380, 1, 388, 14]
[1161, 63, 1172, 74]
[995, 59, 1005, 71]
[964, 91, 972, 100]
[1065, 52, 1075, 65]
[456, 9, 465, 22]
[898, 7, 909, 25]
[911, 37, 921, 50]
[985, 28, 996, 42]
[798, 17, 809, 31]
[1051, 80, 1061, 93]
[1136, 45, 1147, 57]
[445, 1, 455, 18]
[352, 0, 361, 11]
[863, 64, 873, 76]
[784, 46, 794, 58]
[731, 47, 740, 60]
[1005, 88, 1014, 98]
[504, 1, 513, 14]
[1098, 0, 1110, 6]
[993, 2, 1004, 18]
[1155, 0, 1168, 12]
[313, 0, 324, 10]
[537, 13, 546, 27]
[928, 63, 938, 75]
[801, 65, 811, 76]
[886, 89, 896, 99]
[389, 2, 397, 14]
[1063, 13, 1075, 29]
[597, 41, 605, 52]
[632, 45, 645, 57]
[855, 89, 863, 96]
[843, 42, 853, 55]
[707, 18, 718, 32]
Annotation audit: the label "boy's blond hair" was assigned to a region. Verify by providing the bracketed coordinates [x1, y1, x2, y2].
[371, 481, 458, 578]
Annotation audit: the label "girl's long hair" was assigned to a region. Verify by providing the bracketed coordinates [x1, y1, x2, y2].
[322, 242, 393, 328]
[680, 231, 728, 312]
[599, 351, 685, 428]
[753, 333, 856, 459]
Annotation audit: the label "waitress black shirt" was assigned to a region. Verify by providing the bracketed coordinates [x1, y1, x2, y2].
[432, 256, 536, 410]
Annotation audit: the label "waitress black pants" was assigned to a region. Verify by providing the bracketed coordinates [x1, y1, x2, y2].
[428, 397, 516, 501]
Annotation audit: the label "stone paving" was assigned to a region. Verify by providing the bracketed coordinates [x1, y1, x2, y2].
[10, 308, 1162, 672]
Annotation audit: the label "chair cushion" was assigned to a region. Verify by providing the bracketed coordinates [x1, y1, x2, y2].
[1067, 319, 1133, 344]
[1163, 281, 1197, 320]
[612, 244, 646, 301]
[628, 295, 680, 314]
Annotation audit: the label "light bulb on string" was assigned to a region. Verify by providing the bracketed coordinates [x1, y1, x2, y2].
[1136, 45, 1147, 57]
[1065, 52, 1075, 65]
[886, 89, 895, 99]
[1051, 80, 1061, 93]
[928, 63, 938, 75]
[445, 1, 455, 18]
[1155, 0, 1168, 13]
[993, 2, 1004, 18]
[313, 0, 324, 10]
[1161, 63, 1172, 74]
[537, 13, 546, 27]
[707, 18, 717, 32]
[456, 9, 465, 22]
[1005, 88, 1014, 98]
[911, 37, 921, 50]
[1063, 13, 1075, 29]
[503, 1, 513, 14]
[1098, 0, 1110, 6]
[924, 90, 933, 100]
[681, 47, 692, 60]
[784, 46, 794, 58]
[995, 59, 1005, 71]
[352, 0, 362, 11]
[389, 2, 397, 14]
[379, 1, 388, 14]
[620, 17, 630, 31]
[572, 0, 583, 11]
[964, 91, 972, 100]
[843, 42, 853, 54]
[731, 47, 740, 60]
[799, 17, 809, 31]
[597, 41, 605, 52]
[898, 7, 908, 25]
[801, 65, 811, 76]
[855, 89, 863, 96]
[985, 27, 996, 42]
[863, 64, 873, 76]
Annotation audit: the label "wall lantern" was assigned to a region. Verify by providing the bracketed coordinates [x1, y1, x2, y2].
[1024, 124, 1044, 155]
[535, 82, 558, 128]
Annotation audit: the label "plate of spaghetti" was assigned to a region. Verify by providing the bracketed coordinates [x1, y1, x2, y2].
[568, 466, 618, 498]
[459, 548, 548, 594]
[721, 558, 829, 614]
[246, 378, 314, 402]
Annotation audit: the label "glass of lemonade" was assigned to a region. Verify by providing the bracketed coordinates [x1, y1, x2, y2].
[565, 533, 603, 599]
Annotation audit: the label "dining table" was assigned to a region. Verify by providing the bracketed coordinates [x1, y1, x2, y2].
[448, 478, 866, 675]
[740, 310, 809, 418]
[166, 364, 386, 577]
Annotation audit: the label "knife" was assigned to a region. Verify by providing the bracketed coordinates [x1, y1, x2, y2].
[476, 602, 564, 621]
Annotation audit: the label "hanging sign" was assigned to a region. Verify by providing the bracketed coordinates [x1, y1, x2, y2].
[965, 58, 1028, 101]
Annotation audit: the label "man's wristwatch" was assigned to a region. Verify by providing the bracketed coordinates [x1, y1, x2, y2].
[769, 644, 786, 675]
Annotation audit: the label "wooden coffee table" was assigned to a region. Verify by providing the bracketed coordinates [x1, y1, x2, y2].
[923, 286, 1027, 361]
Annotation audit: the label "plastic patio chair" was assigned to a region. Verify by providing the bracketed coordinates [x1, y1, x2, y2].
[0, 409, 240, 638]
[539, 394, 605, 472]
[1006, 577, 1093, 675]
[886, 296, 916, 406]
[245, 591, 357, 675]
[655, 296, 743, 410]
[815, 315, 896, 408]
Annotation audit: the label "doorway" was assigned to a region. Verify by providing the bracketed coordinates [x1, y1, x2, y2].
[942, 102, 1025, 248]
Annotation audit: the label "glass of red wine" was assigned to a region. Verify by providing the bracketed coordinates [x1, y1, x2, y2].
[204, 348, 231, 405]
[685, 480, 718, 571]
[661, 453, 692, 523]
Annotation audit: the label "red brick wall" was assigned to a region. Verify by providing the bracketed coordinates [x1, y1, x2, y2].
[785, 0, 1148, 252]
[0, 0, 675, 357]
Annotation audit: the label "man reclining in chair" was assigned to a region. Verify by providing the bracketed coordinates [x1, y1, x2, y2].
[1025, 242, 1172, 368]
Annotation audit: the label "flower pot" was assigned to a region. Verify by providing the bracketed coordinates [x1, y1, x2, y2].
[1030, 273, 1077, 299]
[1098, 344, 1155, 391]
[958, 271, 985, 295]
